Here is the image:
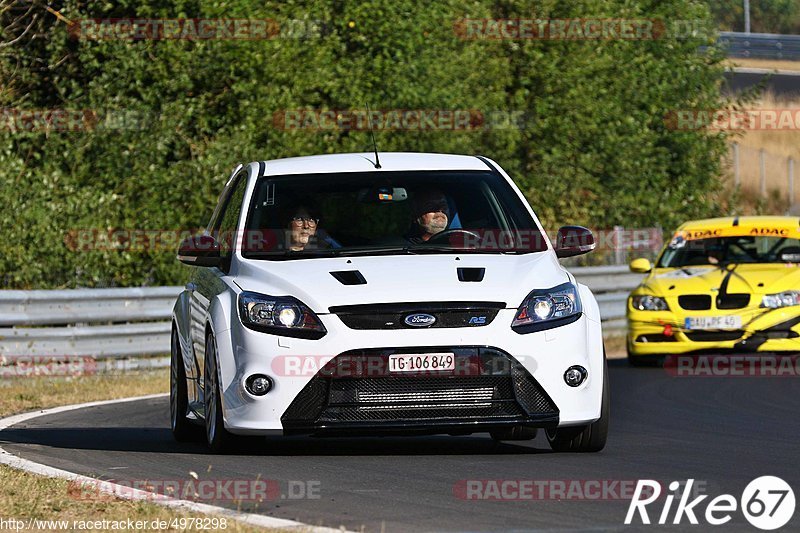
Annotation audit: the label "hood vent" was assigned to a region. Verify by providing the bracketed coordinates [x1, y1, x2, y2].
[457, 267, 485, 282]
[330, 270, 367, 286]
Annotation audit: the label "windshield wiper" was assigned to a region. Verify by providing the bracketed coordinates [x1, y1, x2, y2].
[334, 246, 420, 256]
[245, 245, 517, 260]
[245, 247, 420, 259]
[406, 245, 514, 254]
[244, 249, 341, 259]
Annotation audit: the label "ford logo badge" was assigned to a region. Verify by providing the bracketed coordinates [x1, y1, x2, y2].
[404, 313, 436, 327]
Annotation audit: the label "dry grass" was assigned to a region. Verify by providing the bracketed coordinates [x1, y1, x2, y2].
[603, 334, 627, 360]
[0, 467, 278, 532]
[0, 371, 167, 418]
[720, 92, 800, 213]
[726, 58, 800, 72]
[0, 371, 276, 532]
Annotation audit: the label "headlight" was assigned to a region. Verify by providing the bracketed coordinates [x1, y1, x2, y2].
[761, 291, 800, 309]
[238, 291, 326, 339]
[631, 295, 669, 311]
[512, 282, 582, 333]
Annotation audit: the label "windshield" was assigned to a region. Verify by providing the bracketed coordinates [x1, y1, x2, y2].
[657, 235, 800, 267]
[240, 170, 547, 259]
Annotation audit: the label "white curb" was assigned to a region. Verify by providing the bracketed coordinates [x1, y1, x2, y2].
[0, 394, 350, 532]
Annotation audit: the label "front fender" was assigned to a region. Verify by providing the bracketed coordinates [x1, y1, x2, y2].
[578, 283, 602, 324]
[172, 290, 195, 379]
[207, 285, 239, 426]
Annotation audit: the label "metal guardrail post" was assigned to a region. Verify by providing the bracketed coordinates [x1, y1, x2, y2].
[743, 0, 750, 34]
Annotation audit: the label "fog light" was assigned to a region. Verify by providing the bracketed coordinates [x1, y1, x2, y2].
[564, 366, 587, 387]
[245, 374, 273, 396]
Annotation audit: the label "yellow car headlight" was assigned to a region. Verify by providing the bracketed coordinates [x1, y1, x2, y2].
[761, 291, 800, 309]
[631, 295, 669, 311]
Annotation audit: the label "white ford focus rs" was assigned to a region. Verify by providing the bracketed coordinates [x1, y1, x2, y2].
[171, 152, 608, 453]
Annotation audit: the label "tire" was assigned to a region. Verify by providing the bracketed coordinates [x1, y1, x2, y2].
[627, 354, 649, 367]
[204, 331, 235, 454]
[627, 337, 665, 367]
[627, 353, 664, 367]
[490, 426, 538, 441]
[170, 327, 197, 442]
[546, 356, 609, 453]
[626, 338, 645, 366]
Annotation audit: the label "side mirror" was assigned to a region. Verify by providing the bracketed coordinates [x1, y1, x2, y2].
[554, 226, 596, 258]
[177, 235, 221, 267]
[629, 258, 652, 273]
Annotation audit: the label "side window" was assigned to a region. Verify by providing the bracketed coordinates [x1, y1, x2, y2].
[214, 172, 248, 258]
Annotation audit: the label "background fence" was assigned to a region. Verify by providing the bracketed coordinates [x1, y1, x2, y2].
[0, 266, 641, 363]
[719, 32, 800, 60]
[728, 143, 798, 207]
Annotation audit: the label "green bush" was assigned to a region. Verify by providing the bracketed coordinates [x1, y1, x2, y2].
[0, 0, 730, 288]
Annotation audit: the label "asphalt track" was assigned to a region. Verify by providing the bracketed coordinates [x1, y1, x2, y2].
[725, 70, 800, 97]
[2, 361, 799, 532]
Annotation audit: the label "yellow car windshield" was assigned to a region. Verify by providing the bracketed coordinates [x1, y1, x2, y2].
[658, 236, 800, 267]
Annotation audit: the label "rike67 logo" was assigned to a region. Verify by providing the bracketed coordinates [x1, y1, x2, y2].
[626, 477, 795, 530]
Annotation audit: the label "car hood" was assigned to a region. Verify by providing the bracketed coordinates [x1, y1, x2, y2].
[642, 264, 800, 296]
[234, 252, 569, 313]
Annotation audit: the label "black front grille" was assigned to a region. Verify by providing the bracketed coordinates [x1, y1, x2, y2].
[330, 302, 505, 330]
[321, 376, 523, 422]
[635, 334, 677, 343]
[684, 331, 744, 342]
[716, 294, 750, 310]
[281, 347, 558, 435]
[679, 295, 712, 310]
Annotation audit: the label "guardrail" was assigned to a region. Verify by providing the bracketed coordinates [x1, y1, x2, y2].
[570, 265, 641, 333]
[0, 267, 641, 360]
[0, 287, 181, 360]
[719, 31, 800, 60]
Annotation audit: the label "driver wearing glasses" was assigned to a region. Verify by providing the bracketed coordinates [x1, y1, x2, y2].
[287, 205, 320, 251]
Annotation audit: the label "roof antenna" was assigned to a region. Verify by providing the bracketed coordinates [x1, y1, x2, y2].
[366, 103, 381, 169]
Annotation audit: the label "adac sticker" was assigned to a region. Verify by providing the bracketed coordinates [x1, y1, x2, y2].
[749, 227, 790, 237]
[680, 228, 722, 240]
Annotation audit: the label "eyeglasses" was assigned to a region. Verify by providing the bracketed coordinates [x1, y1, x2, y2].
[291, 216, 318, 227]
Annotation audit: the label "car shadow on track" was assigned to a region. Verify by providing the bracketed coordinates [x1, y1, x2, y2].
[0, 424, 556, 456]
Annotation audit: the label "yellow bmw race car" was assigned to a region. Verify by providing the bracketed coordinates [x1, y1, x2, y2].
[626, 216, 800, 365]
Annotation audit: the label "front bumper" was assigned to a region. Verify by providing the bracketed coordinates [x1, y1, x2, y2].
[214, 309, 604, 435]
[280, 347, 559, 436]
[627, 306, 800, 357]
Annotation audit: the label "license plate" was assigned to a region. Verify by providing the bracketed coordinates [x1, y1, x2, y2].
[684, 315, 742, 330]
[388, 353, 455, 373]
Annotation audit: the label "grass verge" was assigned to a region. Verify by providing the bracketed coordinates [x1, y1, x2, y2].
[0, 370, 275, 532]
[604, 334, 627, 360]
[717, 92, 800, 214]
[726, 58, 800, 73]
